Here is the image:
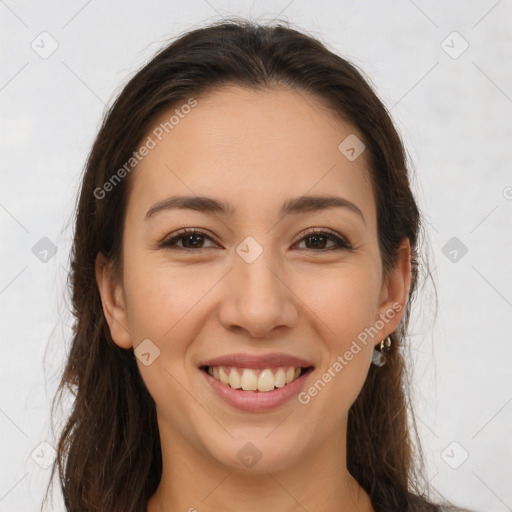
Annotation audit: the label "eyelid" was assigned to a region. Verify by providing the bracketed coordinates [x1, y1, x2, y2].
[157, 227, 220, 249]
[293, 227, 352, 249]
[158, 227, 353, 252]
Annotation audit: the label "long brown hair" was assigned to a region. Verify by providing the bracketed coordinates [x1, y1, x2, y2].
[44, 18, 457, 512]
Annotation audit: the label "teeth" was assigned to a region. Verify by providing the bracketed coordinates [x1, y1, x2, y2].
[219, 367, 230, 384]
[274, 368, 286, 388]
[229, 368, 241, 389]
[206, 365, 305, 392]
[257, 369, 275, 392]
[241, 369, 258, 391]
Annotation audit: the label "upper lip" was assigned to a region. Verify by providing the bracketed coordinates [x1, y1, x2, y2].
[200, 352, 315, 369]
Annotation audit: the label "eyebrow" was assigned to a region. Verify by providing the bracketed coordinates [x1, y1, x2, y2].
[144, 194, 366, 224]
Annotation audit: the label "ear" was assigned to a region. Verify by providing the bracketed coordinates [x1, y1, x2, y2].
[95, 252, 132, 349]
[375, 237, 412, 343]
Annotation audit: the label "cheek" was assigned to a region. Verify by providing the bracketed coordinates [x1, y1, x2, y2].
[310, 260, 382, 339]
[123, 242, 383, 347]
[304, 260, 381, 392]
[123, 251, 216, 341]
[297, 270, 379, 420]
[121, 256, 215, 426]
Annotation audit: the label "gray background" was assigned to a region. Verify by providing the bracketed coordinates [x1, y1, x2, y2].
[1, 1, 511, 511]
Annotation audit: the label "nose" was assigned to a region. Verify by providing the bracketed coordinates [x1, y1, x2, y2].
[217, 246, 299, 338]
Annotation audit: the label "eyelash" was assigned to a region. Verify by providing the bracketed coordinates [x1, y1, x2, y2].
[158, 228, 353, 253]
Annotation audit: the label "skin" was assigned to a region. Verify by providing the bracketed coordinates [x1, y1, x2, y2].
[96, 84, 411, 512]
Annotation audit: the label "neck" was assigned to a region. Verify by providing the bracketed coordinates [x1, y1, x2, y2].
[147, 413, 373, 512]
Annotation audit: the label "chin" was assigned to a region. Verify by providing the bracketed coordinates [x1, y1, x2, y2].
[201, 434, 305, 474]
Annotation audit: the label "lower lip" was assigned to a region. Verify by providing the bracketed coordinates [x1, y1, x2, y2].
[201, 368, 313, 412]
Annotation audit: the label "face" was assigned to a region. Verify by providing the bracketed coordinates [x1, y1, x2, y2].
[96, 84, 410, 475]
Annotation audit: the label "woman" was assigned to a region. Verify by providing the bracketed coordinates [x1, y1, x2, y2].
[43, 19, 466, 512]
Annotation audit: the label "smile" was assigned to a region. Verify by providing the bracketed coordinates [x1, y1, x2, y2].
[201, 365, 311, 392]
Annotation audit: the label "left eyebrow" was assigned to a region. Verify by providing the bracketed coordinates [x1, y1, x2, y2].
[144, 194, 366, 225]
[281, 195, 366, 225]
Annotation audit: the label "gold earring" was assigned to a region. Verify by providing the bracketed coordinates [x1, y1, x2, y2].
[380, 336, 392, 353]
[371, 336, 392, 367]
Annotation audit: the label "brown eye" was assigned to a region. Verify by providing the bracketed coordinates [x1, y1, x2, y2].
[295, 229, 352, 252]
[159, 229, 218, 251]
[158, 228, 352, 253]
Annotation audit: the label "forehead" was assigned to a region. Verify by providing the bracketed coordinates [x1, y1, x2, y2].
[126, 84, 376, 225]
